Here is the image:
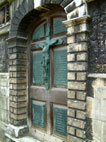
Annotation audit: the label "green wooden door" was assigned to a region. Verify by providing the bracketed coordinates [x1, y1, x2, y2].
[29, 12, 67, 140]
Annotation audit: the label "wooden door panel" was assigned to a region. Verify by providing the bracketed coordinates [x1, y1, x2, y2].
[30, 87, 67, 105]
[29, 12, 67, 139]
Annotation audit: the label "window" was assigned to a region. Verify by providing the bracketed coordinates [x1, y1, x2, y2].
[0, 3, 10, 26]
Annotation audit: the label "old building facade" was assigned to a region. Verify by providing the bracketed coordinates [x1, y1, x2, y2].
[0, 0, 106, 142]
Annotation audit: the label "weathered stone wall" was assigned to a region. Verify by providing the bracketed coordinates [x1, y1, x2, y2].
[0, 35, 8, 72]
[87, 75, 106, 142]
[0, 73, 9, 142]
[88, 0, 106, 73]
[86, 1, 106, 141]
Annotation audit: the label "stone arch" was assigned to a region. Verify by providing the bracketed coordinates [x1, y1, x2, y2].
[8, 0, 88, 38]
[7, 0, 90, 141]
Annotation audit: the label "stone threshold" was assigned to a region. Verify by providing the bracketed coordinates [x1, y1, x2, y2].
[5, 133, 41, 142]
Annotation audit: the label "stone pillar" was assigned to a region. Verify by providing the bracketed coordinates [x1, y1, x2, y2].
[64, 16, 90, 142]
[6, 36, 28, 139]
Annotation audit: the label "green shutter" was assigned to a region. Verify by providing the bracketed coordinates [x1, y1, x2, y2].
[54, 48, 67, 86]
[53, 105, 67, 136]
[32, 51, 43, 84]
[32, 101, 45, 128]
[32, 23, 45, 40]
[53, 18, 67, 35]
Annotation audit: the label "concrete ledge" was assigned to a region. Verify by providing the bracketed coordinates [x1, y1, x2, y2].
[88, 73, 106, 79]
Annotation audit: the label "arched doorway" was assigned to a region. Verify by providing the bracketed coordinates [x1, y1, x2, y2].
[28, 8, 67, 142]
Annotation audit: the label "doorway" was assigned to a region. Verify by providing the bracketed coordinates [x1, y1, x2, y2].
[29, 9, 67, 141]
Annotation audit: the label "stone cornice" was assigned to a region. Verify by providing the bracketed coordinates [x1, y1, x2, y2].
[63, 15, 91, 28]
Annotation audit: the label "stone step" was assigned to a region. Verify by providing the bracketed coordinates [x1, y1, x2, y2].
[16, 136, 41, 142]
[5, 134, 41, 142]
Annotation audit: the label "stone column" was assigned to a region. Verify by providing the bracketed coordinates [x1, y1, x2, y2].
[64, 16, 90, 142]
[6, 36, 28, 139]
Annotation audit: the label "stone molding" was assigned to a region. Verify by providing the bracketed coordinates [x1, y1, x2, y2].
[88, 73, 106, 79]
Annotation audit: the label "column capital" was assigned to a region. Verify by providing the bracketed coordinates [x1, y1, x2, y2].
[63, 15, 91, 28]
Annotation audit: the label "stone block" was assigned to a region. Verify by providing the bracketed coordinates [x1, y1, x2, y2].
[10, 78, 26, 84]
[10, 90, 26, 96]
[76, 33, 88, 42]
[67, 4, 87, 20]
[10, 84, 26, 90]
[67, 54, 75, 61]
[68, 81, 86, 90]
[10, 102, 27, 108]
[12, 72, 26, 78]
[67, 126, 75, 135]
[67, 35, 75, 44]
[76, 91, 86, 100]
[14, 108, 27, 114]
[76, 110, 86, 120]
[68, 91, 75, 99]
[65, 1, 76, 13]
[67, 42, 88, 53]
[9, 66, 26, 72]
[67, 23, 88, 35]
[68, 62, 88, 71]
[9, 96, 26, 102]
[0, 87, 9, 97]
[67, 72, 75, 80]
[77, 53, 88, 61]
[68, 117, 86, 129]
[76, 129, 86, 138]
[67, 108, 75, 117]
[12, 60, 26, 65]
[68, 100, 86, 110]
[77, 72, 87, 81]
[10, 113, 27, 120]
[9, 54, 26, 60]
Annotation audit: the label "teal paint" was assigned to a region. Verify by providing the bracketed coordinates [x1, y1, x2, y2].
[33, 22, 63, 89]
[53, 106, 67, 136]
[54, 48, 67, 86]
[32, 52, 44, 84]
[32, 24, 45, 40]
[32, 101, 45, 128]
[53, 18, 67, 35]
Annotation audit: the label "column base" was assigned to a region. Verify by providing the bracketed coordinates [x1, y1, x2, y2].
[6, 124, 29, 138]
